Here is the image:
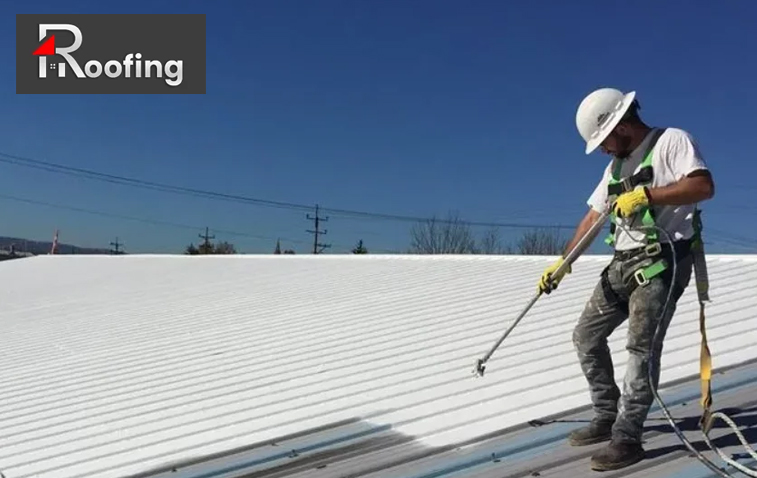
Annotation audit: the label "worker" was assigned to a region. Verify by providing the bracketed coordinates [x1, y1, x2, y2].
[537, 88, 715, 471]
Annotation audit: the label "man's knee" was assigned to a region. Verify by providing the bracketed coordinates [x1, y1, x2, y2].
[626, 288, 664, 353]
[573, 277, 624, 355]
[627, 281, 679, 355]
[573, 310, 609, 356]
[572, 323, 590, 352]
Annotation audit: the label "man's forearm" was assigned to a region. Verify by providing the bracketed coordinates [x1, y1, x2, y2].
[647, 171, 714, 206]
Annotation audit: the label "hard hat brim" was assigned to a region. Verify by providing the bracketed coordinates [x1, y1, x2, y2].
[584, 91, 636, 155]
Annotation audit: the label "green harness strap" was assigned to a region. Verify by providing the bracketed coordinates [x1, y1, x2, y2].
[605, 150, 658, 246]
[604, 128, 668, 285]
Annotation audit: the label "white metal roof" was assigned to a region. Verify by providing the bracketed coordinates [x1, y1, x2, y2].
[0, 253, 755, 478]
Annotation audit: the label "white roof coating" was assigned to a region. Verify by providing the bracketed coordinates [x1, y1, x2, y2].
[0, 253, 756, 478]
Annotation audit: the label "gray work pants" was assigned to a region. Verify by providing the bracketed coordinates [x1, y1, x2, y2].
[572, 243, 693, 444]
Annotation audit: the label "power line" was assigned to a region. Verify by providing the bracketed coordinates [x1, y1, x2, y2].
[0, 150, 574, 230]
[0, 193, 299, 244]
[1, 150, 753, 252]
[0, 193, 397, 253]
[0, 151, 312, 213]
[1, 191, 753, 254]
[306, 204, 331, 254]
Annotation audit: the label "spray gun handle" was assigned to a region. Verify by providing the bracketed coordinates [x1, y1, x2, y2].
[554, 207, 612, 278]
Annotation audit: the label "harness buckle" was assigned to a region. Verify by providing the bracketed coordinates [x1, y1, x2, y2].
[621, 177, 633, 192]
[634, 269, 649, 287]
[645, 242, 662, 257]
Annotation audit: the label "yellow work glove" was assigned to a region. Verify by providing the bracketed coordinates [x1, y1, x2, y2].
[538, 256, 571, 294]
[613, 187, 650, 218]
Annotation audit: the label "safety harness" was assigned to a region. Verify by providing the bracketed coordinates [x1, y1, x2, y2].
[603, 128, 722, 468]
[604, 128, 669, 288]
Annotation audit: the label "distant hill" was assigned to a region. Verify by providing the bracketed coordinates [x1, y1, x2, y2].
[0, 236, 111, 255]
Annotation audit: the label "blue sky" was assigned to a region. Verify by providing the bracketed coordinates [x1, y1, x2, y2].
[1, 0, 756, 254]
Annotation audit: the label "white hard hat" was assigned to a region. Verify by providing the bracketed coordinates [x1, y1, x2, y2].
[575, 88, 636, 154]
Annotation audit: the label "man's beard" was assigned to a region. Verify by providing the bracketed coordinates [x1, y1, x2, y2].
[614, 134, 634, 159]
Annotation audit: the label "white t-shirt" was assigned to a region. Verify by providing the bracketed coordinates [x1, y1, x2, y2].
[587, 127, 709, 251]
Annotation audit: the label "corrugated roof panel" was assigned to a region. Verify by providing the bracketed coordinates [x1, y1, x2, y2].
[0, 254, 755, 478]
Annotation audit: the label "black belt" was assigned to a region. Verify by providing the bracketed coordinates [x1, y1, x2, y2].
[614, 239, 692, 261]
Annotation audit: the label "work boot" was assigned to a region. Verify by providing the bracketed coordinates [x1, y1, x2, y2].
[590, 440, 645, 471]
[567, 418, 614, 446]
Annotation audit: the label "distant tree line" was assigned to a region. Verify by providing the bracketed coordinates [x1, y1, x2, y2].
[408, 210, 567, 255]
[181, 213, 566, 256]
[185, 240, 237, 255]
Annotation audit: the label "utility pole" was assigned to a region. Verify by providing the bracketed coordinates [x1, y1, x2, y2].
[199, 227, 215, 254]
[50, 229, 59, 255]
[110, 237, 123, 255]
[306, 204, 331, 254]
